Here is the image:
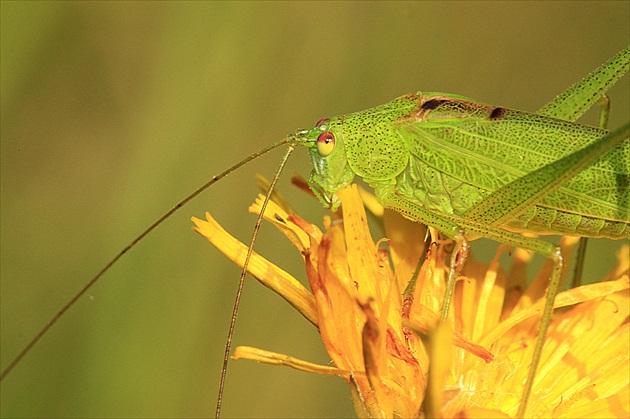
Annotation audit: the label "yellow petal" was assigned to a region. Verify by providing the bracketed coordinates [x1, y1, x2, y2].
[254, 173, 294, 214]
[192, 212, 318, 326]
[405, 306, 494, 364]
[424, 321, 454, 419]
[481, 275, 630, 347]
[248, 193, 311, 254]
[233, 346, 355, 378]
[361, 300, 390, 418]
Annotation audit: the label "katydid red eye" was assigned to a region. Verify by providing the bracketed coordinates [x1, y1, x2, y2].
[316, 132, 335, 157]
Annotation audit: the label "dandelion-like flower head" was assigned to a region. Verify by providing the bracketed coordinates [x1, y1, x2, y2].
[193, 184, 629, 418]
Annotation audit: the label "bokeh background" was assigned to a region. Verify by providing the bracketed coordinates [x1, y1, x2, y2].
[1, 2, 628, 418]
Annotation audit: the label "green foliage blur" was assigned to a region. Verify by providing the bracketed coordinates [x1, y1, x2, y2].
[1, 2, 628, 418]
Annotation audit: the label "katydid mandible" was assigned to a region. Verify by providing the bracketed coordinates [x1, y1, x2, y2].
[1, 47, 628, 419]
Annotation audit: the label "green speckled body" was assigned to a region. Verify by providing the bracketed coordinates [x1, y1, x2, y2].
[293, 47, 629, 244]
[288, 49, 628, 418]
[392, 95, 628, 238]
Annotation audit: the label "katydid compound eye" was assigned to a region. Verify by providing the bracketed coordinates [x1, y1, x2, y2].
[316, 132, 335, 157]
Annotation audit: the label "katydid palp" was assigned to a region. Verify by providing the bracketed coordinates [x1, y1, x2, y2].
[1, 46, 628, 418]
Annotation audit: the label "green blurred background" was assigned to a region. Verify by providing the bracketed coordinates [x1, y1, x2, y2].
[1, 2, 628, 418]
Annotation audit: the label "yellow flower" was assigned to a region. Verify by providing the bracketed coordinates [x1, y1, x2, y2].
[192, 185, 629, 418]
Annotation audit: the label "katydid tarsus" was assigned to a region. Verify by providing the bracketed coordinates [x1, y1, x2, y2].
[1, 47, 628, 418]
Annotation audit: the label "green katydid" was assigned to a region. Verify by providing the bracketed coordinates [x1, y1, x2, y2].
[215, 46, 628, 417]
[1, 46, 627, 419]
[286, 53, 628, 418]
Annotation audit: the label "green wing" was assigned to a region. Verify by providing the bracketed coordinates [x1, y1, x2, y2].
[393, 99, 628, 236]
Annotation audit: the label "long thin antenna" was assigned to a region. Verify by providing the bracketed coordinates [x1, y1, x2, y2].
[215, 142, 295, 418]
[0, 138, 290, 382]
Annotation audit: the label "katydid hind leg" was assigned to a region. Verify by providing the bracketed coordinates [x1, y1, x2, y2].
[377, 145, 627, 418]
[462, 123, 629, 230]
[460, 125, 629, 417]
[537, 47, 629, 122]
[384, 198, 568, 418]
[571, 238, 588, 288]
[572, 94, 611, 288]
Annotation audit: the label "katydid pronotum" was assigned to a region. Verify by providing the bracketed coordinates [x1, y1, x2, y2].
[1, 46, 628, 418]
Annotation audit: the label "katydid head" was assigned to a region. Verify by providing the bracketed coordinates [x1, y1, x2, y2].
[292, 95, 418, 211]
[291, 117, 356, 210]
